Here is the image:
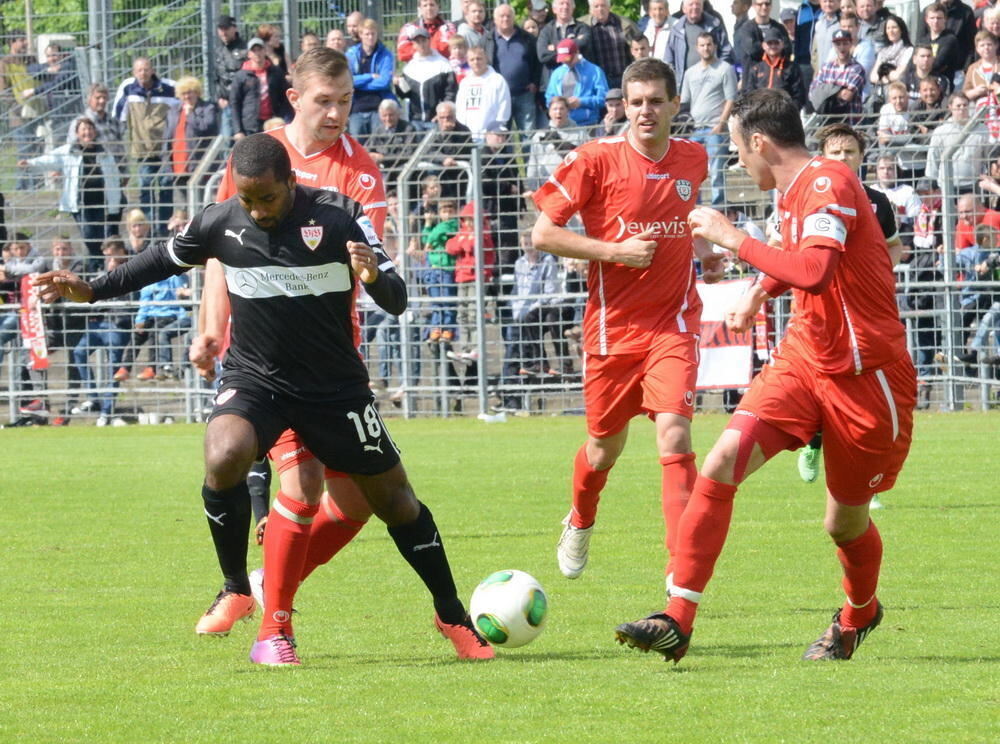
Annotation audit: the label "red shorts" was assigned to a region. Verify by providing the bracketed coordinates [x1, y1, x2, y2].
[583, 332, 699, 438]
[737, 351, 917, 504]
[268, 429, 349, 480]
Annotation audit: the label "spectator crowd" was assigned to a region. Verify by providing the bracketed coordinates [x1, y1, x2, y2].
[1, 0, 999, 422]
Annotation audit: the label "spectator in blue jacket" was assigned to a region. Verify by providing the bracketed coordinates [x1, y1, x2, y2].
[346, 19, 396, 136]
[544, 39, 608, 126]
[115, 273, 191, 382]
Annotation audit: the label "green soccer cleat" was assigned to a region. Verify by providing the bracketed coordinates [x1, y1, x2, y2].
[797, 445, 821, 483]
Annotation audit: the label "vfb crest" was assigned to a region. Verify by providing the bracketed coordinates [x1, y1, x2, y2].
[301, 225, 323, 251]
[675, 179, 693, 201]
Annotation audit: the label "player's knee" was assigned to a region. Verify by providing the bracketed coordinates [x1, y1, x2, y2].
[586, 436, 624, 470]
[355, 466, 419, 526]
[700, 436, 741, 484]
[328, 477, 372, 522]
[204, 437, 256, 489]
[279, 464, 325, 504]
[824, 504, 871, 542]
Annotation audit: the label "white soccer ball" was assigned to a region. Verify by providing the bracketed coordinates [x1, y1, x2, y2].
[469, 569, 548, 648]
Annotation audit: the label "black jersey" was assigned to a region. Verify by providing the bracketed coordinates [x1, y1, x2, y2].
[90, 184, 404, 401]
[169, 185, 398, 400]
[863, 184, 900, 245]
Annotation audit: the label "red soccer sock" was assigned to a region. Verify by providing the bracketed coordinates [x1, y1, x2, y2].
[259, 492, 319, 640]
[660, 452, 697, 578]
[298, 491, 368, 582]
[569, 445, 611, 529]
[836, 520, 883, 629]
[665, 475, 738, 634]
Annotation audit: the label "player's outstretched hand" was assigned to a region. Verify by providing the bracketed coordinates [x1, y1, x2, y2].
[688, 207, 745, 253]
[33, 270, 93, 303]
[188, 334, 221, 382]
[347, 241, 379, 284]
[615, 229, 656, 268]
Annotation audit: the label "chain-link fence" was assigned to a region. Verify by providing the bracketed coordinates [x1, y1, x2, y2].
[1, 4, 998, 426]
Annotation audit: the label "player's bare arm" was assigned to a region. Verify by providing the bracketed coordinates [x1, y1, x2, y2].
[532, 211, 655, 268]
[726, 283, 770, 333]
[34, 270, 94, 303]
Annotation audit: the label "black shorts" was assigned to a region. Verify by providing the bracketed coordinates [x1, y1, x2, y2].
[208, 378, 401, 476]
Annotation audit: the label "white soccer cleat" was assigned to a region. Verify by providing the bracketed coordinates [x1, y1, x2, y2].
[557, 514, 593, 579]
[249, 567, 266, 611]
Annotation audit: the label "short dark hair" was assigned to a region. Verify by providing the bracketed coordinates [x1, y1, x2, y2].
[815, 122, 867, 156]
[232, 133, 292, 181]
[101, 236, 126, 254]
[622, 57, 678, 100]
[730, 89, 804, 148]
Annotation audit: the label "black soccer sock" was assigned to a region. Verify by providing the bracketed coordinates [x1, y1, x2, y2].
[202, 481, 253, 595]
[387, 501, 465, 624]
[247, 458, 272, 524]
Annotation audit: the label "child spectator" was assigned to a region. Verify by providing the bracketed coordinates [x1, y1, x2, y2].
[422, 197, 460, 342]
[447, 35, 471, 84]
[445, 202, 496, 356]
[114, 273, 191, 382]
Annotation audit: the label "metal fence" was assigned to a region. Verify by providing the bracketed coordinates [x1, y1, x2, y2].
[4, 109, 1000, 426]
[0, 5, 998, 426]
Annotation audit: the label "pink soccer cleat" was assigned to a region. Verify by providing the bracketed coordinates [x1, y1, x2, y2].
[249, 634, 301, 666]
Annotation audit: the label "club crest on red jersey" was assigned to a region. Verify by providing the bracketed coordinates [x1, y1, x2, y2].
[675, 179, 692, 201]
[301, 225, 323, 251]
[813, 176, 832, 193]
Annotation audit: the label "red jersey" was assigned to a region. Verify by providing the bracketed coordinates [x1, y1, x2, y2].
[776, 157, 906, 375]
[533, 136, 707, 355]
[216, 126, 387, 237]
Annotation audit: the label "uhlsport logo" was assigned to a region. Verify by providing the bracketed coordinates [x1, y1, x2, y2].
[358, 172, 377, 190]
[562, 151, 578, 166]
[301, 225, 323, 251]
[868, 473, 884, 488]
[272, 610, 291, 623]
[813, 176, 832, 193]
[684, 390, 695, 406]
[613, 215, 689, 240]
[215, 389, 237, 406]
[675, 179, 693, 201]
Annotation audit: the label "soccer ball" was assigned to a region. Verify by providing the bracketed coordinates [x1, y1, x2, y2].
[469, 570, 548, 648]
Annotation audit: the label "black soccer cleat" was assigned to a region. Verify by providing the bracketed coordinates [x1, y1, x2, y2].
[614, 612, 691, 663]
[803, 602, 884, 660]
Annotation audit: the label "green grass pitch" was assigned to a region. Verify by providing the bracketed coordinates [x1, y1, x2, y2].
[2, 412, 997, 743]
